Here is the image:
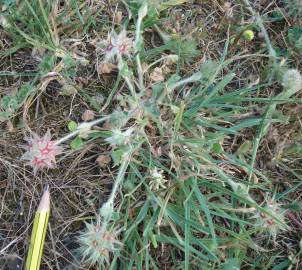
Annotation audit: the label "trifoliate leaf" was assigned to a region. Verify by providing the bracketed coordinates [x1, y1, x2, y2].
[70, 136, 83, 150]
[68, 121, 78, 132]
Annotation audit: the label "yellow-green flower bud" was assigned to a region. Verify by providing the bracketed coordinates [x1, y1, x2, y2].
[243, 30, 254, 41]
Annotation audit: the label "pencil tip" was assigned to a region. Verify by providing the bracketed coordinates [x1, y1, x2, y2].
[38, 185, 50, 211]
[44, 184, 49, 192]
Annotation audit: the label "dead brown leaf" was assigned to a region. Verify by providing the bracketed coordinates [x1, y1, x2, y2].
[81, 110, 95, 121]
[114, 11, 123, 24]
[96, 155, 112, 168]
[98, 62, 116, 74]
[150, 67, 164, 82]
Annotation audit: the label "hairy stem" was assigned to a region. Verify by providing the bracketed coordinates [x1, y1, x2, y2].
[134, 3, 147, 91]
[54, 116, 109, 146]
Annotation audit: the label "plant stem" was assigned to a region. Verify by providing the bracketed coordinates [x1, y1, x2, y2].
[242, 0, 278, 75]
[146, 55, 177, 71]
[54, 116, 109, 146]
[107, 156, 130, 208]
[242, 0, 280, 182]
[101, 152, 132, 222]
[135, 4, 146, 91]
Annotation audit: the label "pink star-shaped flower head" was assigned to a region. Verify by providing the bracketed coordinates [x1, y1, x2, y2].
[21, 130, 63, 174]
[100, 29, 133, 63]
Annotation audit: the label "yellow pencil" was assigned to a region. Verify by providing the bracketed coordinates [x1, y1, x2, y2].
[26, 185, 50, 270]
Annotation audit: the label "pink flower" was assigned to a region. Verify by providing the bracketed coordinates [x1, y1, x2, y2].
[21, 130, 63, 174]
[99, 29, 133, 62]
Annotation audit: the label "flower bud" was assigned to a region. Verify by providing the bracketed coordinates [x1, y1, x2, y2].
[243, 30, 254, 41]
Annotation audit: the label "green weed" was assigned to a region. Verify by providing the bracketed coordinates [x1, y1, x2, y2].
[1, 1, 302, 269]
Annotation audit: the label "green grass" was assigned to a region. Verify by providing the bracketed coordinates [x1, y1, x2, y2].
[1, 0, 302, 269]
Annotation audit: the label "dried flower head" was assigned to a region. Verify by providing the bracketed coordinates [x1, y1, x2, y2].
[98, 29, 133, 63]
[21, 130, 63, 174]
[282, 69, 302, 93]
[252, 197, 288, 241]
[77, 217, 122, 268]
[149, 167, 167, 191]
